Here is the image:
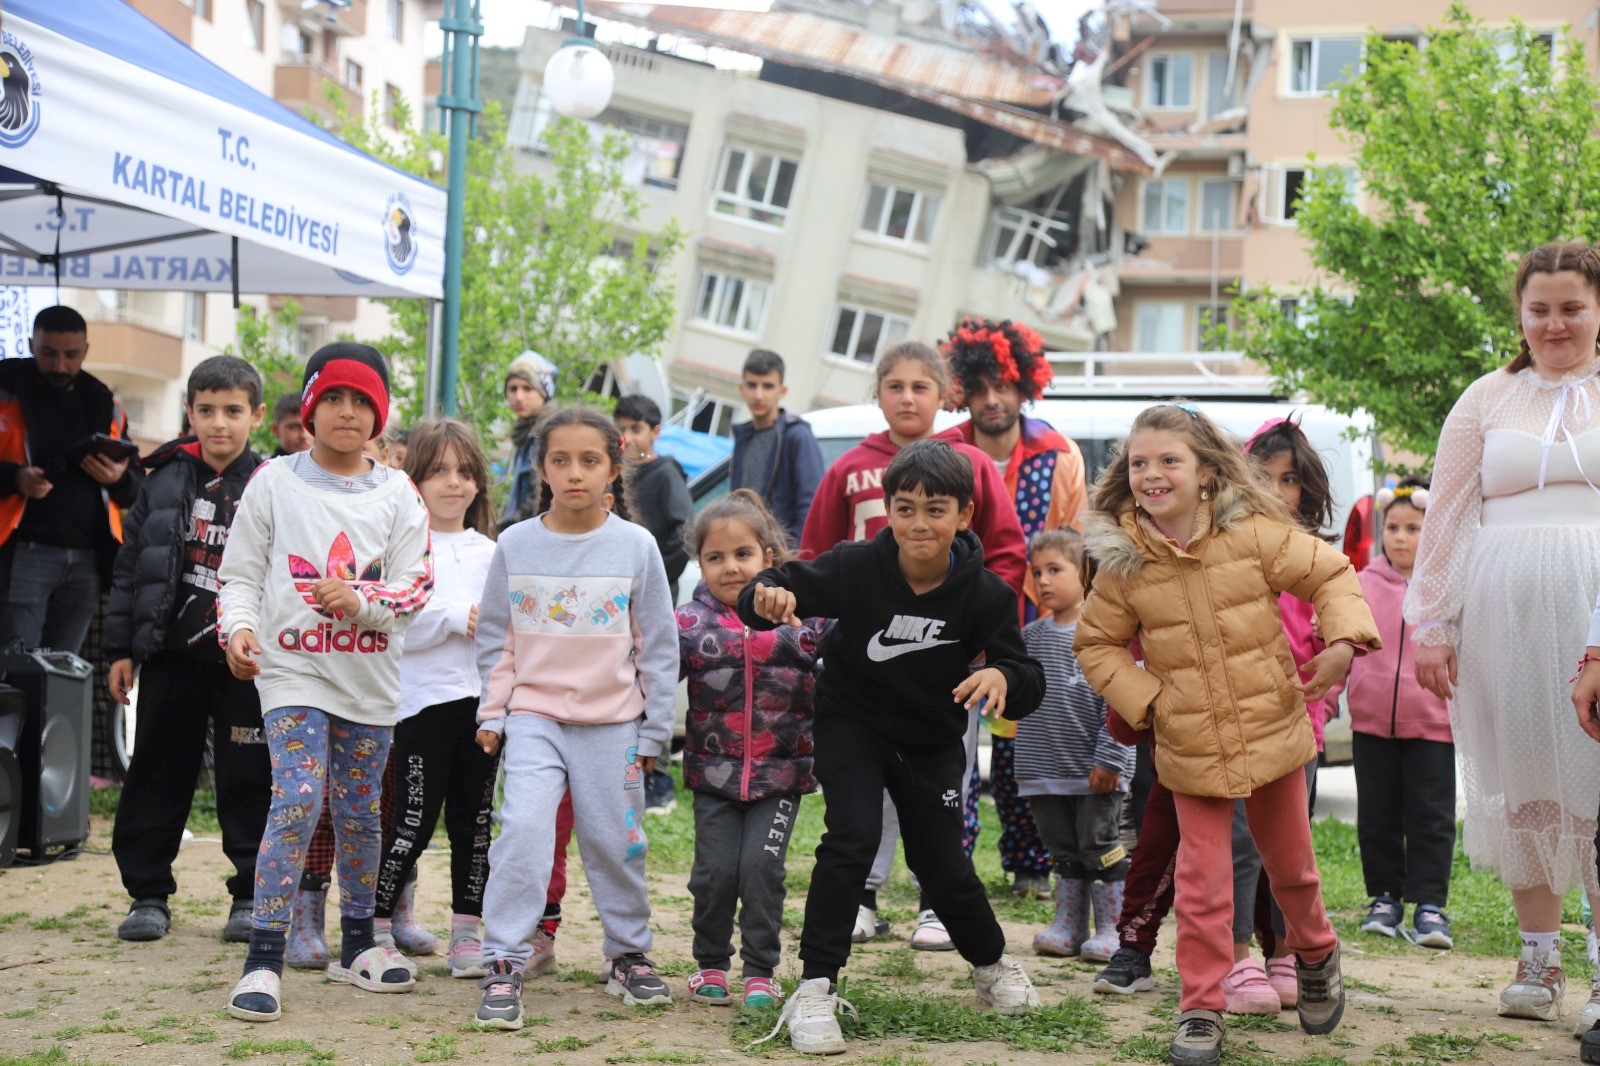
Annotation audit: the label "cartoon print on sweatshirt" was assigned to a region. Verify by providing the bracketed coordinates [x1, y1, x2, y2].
[506, 576, 634, 635]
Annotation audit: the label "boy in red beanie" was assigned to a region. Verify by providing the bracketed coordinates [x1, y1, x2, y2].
[218, 343, 434, 1023]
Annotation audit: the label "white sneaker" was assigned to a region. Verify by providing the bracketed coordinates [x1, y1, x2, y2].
[851, 905, 887, 944]
[750, 976, 856, 1055]
[909, 909, 954, 952]
[973, 953, 1040, 1015]
[1574, 976, 1600, 1038]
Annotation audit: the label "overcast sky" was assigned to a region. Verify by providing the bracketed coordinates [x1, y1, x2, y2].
[461, 0, 1100, 50]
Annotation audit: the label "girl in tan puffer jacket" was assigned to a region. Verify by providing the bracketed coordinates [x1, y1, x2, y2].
[1073, 403, 1379, 1066]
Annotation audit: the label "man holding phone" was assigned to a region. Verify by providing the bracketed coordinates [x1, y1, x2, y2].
[0, 304, 144, 654]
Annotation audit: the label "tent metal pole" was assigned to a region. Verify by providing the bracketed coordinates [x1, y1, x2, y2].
[437, 0, 483, 417]
[424, 298, 441, 417]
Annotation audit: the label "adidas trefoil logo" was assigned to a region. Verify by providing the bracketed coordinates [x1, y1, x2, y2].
[288, 532, 383, 618]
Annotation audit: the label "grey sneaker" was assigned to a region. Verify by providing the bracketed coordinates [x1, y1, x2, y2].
[474, 963, 523, 1031]
[1359, 895, 1401, 937]
[1169, 1008, 1223, 1065]
[1573, 975, 1600, 1039]
[1295, 945, 1345, 1035]
[606, 953, 672, 1006]
[1499, 954, 1565, 1021]
[750, 976, 856, 1055]
[117, 898, 170, 942]
[1407, 905, 1453, 950]
[1094, 947, 1155, 995]
[972, 953, 1039, 1015]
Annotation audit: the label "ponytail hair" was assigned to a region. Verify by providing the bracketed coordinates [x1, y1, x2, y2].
[532, 406, 631, 522]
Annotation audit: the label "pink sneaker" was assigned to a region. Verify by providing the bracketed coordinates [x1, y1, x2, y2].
[1221, 957, 1280, 1016]
[1266, 957, 1298, 1008]
[527, 927, 556, 977]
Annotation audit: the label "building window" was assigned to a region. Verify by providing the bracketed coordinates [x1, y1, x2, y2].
[1196, 303, 1231, 350]
[191, 0, 212, 20]
[1140, 178, 1189, 234]
[828, 304, 912, 364]
[386, 84, 403, 129]
[344, 59, 364, 91]
[860, 183, 940, 245]
[1289, 37, 1362, 95]
[244, 0, 265, 51]
[599, 109, 689, 190]
[387, 0, 404, 42]
[694, 270, 770, 335]
[1147, 53, 1194, 109]
[281, 25, 313, 59]
[1204, 51, 1234, 117]
[1495, 31, 1555, 77]
[183, 293, 205, 342]
[714, 147, 799, 227]
[988, 197, 1076, 270]
[1135, 302, 1188, 353]
[1196, 178, 1236, 232]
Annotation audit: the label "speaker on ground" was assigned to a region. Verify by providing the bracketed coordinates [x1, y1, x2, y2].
[0, 651, 93, 858]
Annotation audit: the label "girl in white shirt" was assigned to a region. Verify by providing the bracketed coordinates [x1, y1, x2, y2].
[372, 419, 499, 979]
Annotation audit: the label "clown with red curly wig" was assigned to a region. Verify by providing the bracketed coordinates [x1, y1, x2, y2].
[938, 317, 1090, 901]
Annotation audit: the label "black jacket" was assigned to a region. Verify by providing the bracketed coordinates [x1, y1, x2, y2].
[104, 439, 263, 663]
[737, 528, 1044, 747]
[629, 455, 692, 588]
[730, 410, 824, 544]
[0, 358, 144, 581]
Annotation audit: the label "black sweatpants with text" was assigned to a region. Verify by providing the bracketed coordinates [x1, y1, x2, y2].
[112, 652, 269, 902]
[800, 714, 1005, 981]
[374, 697, 499, 918]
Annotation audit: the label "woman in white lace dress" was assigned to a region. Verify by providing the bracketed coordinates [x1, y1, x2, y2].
[1409, 242, 1600, 1030]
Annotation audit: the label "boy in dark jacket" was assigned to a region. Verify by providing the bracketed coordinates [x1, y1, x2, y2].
[106, 356, 271, 944]
[739, 439, 1046, 1055]
[730, 350, 824, 543]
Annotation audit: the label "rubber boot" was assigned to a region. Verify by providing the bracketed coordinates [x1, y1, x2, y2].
[1032, 877, 1089, 957]
[391, 872, 440, 956]
[285, 888, 329, 970]
[1081, 880, 1126, 962]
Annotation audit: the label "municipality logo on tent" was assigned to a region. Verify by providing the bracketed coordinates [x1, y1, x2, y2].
[0, 32, 41, 149]
[383, 193, 418, 275]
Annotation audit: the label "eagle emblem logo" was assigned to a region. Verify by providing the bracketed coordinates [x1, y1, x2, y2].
[0, 32, 42, 149]
[383, 192, 418, 275]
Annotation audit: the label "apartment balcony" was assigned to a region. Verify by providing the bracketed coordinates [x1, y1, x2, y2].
[275, 60, 364, 125]
[87, 317, 183, 383]
[279, 0, 367, 37]
[1128, 0, 1249, 35]
[1119, 235, 1244, 284]
[124, 0, 193, 45]
[270, 294, 358, 321]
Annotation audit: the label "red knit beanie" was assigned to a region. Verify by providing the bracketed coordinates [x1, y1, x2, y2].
[300, 342, 390, 440]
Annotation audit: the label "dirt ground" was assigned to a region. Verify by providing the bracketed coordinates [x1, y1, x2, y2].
[0, 817, 1580, 1066]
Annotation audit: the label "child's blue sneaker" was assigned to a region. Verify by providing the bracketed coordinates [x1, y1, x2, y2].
[1359, 895, 1401, 938]
[1407, 906, 1452, 950]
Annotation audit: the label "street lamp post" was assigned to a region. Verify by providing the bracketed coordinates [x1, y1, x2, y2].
[543, 0, 615, 120]
[435, 0, 482, 416]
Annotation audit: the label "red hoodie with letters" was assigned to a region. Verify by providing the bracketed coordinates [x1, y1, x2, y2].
[798, 431, 1027, 594]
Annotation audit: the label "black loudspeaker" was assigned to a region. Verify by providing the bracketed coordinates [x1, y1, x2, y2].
[0, 651, 92, 856]
[0, 684, 22, 869]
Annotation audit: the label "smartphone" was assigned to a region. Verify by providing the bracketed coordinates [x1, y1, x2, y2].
[72, 433, 140, 464]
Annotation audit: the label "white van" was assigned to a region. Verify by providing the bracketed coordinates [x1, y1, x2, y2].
[677, 397, 1380, 763]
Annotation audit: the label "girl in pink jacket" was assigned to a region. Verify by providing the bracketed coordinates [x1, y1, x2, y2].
[1343, 479, 1455, 950]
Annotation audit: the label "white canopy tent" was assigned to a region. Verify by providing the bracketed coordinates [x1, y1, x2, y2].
[0, 0, 446, 301]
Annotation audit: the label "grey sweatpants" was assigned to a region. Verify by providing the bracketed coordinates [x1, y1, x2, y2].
[867, 712, 980, 891]
[481, 715, 652, 969]
[1232, 758, 1317, 942]
[688, 791, 803, 978]
[1030, 792, 1129, 881]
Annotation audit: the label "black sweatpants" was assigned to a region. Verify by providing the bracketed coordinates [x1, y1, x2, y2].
[801, 714, 1005, 981]
[373, 698, 499, 918]
[1030, 792, 1129, 881]
[111, 651, 269, 902]
[1351, 731, 1456, 907]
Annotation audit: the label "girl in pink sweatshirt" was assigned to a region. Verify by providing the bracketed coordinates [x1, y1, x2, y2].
[1342, 479, 1455, 949]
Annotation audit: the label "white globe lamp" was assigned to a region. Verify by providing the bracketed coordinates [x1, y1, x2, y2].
[544, 41, 615, 120]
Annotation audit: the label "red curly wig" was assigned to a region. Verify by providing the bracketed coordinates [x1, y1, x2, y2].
[941, 317, 1053, 404]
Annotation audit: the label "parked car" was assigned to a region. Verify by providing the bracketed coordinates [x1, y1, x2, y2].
[673, 398, 1378, 762]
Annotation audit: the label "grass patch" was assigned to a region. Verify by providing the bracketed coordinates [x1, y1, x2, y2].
[412, 1035, 461, 1062]
[1373, 1031, 1524, 1062]
[530, 1035, 602, 1053]
[603, 1055, 708, 1065]
[0, 1050, 118, 1066]
[224, 1038, 321, 1060]
[89, 784, 220, 835]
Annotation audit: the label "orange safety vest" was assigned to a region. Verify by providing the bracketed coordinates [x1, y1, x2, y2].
[0, 385, 128, 548]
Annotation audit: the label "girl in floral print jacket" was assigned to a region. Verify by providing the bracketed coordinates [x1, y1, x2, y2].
[674, 490, 827, 1008]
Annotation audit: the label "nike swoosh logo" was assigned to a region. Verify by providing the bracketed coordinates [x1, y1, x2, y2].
[866, 630, 958, 662]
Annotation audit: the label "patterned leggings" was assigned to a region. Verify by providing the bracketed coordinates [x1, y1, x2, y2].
[253, 706, 392, 930]
[990, 736, 1052, 876]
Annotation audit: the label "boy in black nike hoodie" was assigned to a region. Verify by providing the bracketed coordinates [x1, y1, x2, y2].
[739, 439, 1046, 1055]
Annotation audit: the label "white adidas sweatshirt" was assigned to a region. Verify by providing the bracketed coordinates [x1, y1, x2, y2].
[396, 526, 495, 722]
[217, 460, 434, 725]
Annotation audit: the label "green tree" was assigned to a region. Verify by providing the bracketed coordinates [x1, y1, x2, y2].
[1226, 5, 1600, 459]
[333, 97, 685, 445]
[221, 302, 305, 455]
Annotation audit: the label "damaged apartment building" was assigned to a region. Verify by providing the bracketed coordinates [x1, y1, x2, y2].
[511, 0, 1167, 423]
[521, 0, 1564, 420]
